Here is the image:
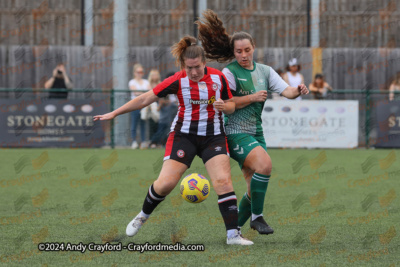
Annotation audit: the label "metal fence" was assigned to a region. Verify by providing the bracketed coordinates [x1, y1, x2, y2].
[1, 88, 399, 148]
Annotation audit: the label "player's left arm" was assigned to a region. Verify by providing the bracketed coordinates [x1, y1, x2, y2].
[281, 84, 309, 99]
[268, 68, 309, 99]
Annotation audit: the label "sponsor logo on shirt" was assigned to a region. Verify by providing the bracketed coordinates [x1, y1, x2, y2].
[237, 78, 247, 81]
[258, 79, 265, 85]
[189, 96, 216, 105]
[238, 89, 255, 95]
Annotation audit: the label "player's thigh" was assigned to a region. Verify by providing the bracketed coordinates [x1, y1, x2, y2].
[154, 159, 188, 196]
[164, 131, 197, 168]
[243, 146, 272, 175]
[204, 154, 233, 195]
[227, 133, 259, 169]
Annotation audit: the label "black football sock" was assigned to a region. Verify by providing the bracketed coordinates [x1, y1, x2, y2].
[142, 184, 166, 215]
[218, 192, 239, 231]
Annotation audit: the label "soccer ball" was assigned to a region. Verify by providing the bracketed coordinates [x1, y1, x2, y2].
[180, 173, 210, 203]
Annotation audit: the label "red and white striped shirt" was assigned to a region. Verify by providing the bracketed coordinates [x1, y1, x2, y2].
[153, 67, 232, 136]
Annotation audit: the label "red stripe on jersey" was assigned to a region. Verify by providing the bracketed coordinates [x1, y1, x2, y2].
[189, 79, 200, 133]
[175, 79, 185, 132]
[203, 75, 216, 135]
[164, 131, 176, 158]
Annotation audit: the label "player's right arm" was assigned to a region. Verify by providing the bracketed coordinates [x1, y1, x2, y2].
[93, 90, 158, 121]
[94, 72, 182, 121]
[222, 67, 267, 110]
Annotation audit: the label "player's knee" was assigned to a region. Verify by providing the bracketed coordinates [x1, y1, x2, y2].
[153, 179, 174, 196]
[212, 175, 232, 192]
[254, 161, 272, 176]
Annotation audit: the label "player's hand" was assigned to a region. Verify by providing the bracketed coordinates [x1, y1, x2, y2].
[213, 98, 225, 111]
[250, 90, 268, 102]
[93, 112, 116, 121]
[298, 84, 309, 95]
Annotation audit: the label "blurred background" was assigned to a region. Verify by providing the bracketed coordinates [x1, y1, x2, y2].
[0, 0, 399, 149]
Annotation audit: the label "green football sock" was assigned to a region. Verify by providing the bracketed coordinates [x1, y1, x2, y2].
[251, 173, 270, 219]
[238, 192, 252, 227]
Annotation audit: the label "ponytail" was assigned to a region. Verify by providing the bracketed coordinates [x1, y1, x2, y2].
[196, 9, 256, 63]
[171, 35, 205, 69]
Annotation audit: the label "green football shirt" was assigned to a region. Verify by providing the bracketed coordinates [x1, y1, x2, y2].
[222, 61, 288, 135]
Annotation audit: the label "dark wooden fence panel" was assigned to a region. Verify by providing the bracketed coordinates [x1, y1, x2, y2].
[1, 0, 399, 47]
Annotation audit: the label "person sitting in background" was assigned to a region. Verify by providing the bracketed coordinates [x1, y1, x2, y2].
[282, 58, 304, 100]
[44, 63, 73, 99]
[129, 63, 150, 149]
[389, 72, 400, 101]
[309, 73, 332, 100]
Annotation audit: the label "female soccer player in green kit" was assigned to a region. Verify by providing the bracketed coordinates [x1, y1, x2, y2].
[197, 10, 309, 234]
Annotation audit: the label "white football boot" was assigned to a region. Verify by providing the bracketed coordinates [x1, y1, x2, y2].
[126, 214, 148, 237]
[226, 229, 254, 245]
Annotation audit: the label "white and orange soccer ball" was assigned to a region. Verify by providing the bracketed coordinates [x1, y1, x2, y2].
[180, 173, 210, 203]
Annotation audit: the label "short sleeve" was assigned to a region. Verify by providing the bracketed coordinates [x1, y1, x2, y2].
[222, 68, 236, 91]
[153, 72, 181, 97]
[220, 74, 233, 100]
[128, 79, 135, 88]
[268, 68, 289, 95]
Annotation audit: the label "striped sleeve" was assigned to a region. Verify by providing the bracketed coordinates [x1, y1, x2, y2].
[220, 74, 233, 100]
[152, 72, 181, 97]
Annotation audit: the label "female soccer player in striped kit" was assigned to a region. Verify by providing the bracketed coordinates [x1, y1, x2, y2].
[93, 35, 253, 245]
[197, 10, 309, 235]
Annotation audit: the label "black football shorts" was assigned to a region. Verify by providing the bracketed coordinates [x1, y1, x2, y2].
[163, 131, 230, 168]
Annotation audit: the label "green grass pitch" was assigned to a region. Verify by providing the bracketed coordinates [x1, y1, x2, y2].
[0, 148, 399, 266]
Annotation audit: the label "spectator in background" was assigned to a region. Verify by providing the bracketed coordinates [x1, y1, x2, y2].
[149, 72, 177, 148]
[282, 58, 304, 100]
[165, 72, 179, 126]
[44, 63, 73, 99]
[309, 73, 332, 100]
[129, 63, 150, 149]
[276, 68, 284, 78]
[141, 69, 161, 148]
[389, 72, 400, 101]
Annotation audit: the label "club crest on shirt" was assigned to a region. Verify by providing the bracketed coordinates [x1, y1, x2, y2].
[212, 83, 220, 91]
[198, 82, 207, 90]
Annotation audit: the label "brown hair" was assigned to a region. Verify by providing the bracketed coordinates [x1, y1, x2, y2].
[171, 35, 205, 69]
[312, 73, 325, 88]
[286, 64, 301, 72]
[196, 9, 255, 63]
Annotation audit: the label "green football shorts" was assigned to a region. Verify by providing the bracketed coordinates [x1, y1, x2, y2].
[227, 133, 268, 169]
